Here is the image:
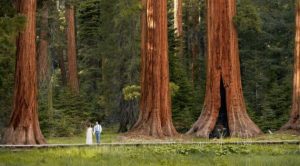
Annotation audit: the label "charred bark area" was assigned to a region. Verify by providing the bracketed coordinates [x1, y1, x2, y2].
[209, 79, 229, 138]
[129, 0, 177, 137]
[187, 0, 261, 138]
[281, 1, 300, 132]
[2, 0, 46, 145]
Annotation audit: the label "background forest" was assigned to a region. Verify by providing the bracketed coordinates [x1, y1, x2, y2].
[0, 0, 295, 138]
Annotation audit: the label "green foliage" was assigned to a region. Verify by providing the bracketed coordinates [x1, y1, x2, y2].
[170, 82, 180, 97]
[123, 85, 141, 101]
[122, 83, 180, 101]
[238, 0, 294, 131]
[40, 88, 95, 137]
[168, 0, 199, 132]
[235, 0, 262, 33]
[77, 0, 141, 125]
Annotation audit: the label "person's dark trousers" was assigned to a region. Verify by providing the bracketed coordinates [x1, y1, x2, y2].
[95, 131, 101, 144]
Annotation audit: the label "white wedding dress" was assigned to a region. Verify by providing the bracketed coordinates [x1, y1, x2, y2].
[86, 127, 93, 144]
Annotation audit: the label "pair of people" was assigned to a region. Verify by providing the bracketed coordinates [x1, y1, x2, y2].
[86, 122, 102, 144]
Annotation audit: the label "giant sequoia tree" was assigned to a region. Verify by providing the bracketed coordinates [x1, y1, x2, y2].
[2, 0, 46, 144]
[281, 0, 300, 132]
[130, 0, 177, 137]
[66, 3, 79, 93]
[187, 0, 261, 138]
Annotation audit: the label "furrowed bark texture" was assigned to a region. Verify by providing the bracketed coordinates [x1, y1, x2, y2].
[281, 0, 300, 131]
[187, 0, 261, 138]
[2, 0, 46, 145]
[66, 4, 79, 93]
[130, 0, 177, 137]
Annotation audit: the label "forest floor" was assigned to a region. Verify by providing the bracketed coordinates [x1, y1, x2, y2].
[0, 129, 300, 166]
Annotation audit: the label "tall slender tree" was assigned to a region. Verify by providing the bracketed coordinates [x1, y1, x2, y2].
[174, 0, 183, 37]
[281, 0, 300, 132]
[185, 0, 201, 87]
[57, 47, 67, 86]
[38, 1, 49, 86]
[174, 0, 183, 58]
[2, 0, 46, 144]
[66, 3, 79, 93]
[187, 0, 261, 138]
[130, 0, 177, 137]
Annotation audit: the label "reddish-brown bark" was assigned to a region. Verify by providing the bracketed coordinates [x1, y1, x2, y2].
[66, 4, 79, 93]
[187, 0, 261, 138]
[281, 0, 300, 131]
[2, 0, 46, 144]
[38, 1, 49, 87]
[130, 0, 177, 137]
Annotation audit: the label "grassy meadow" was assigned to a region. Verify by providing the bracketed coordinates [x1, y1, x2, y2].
[1, 131, 300, 166]
[0, 144, 300, 166]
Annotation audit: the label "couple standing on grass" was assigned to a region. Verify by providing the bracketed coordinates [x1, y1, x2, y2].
[86, 122, 102, 144]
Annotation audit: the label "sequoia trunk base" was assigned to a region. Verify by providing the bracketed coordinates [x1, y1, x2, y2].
[129, 0, 177, 137]
[187, 0, 261, 138]
[2, 124, 45, 144]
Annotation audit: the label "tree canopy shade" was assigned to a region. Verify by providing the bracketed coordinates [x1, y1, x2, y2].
[187, 0, 261, 138]
[129, 0, 177, 137]
[2, 0, 46, 144]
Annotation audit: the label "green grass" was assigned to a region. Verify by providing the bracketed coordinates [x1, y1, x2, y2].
[46, 131, 300, 144]
[0, 144, 300, 166]
[8, 131, 298, 165]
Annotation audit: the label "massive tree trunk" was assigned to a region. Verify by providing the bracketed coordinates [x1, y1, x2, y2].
[2, 0, 46, 144]
[187, 0, 261, 138]
[130, 0, 177, 137]
[38, 1, 49, 87]
[66, 4, 79, 93]
[281, 0, 300, 131]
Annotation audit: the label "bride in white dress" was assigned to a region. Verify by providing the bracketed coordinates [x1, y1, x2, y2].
[86, 125, 93, 144]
